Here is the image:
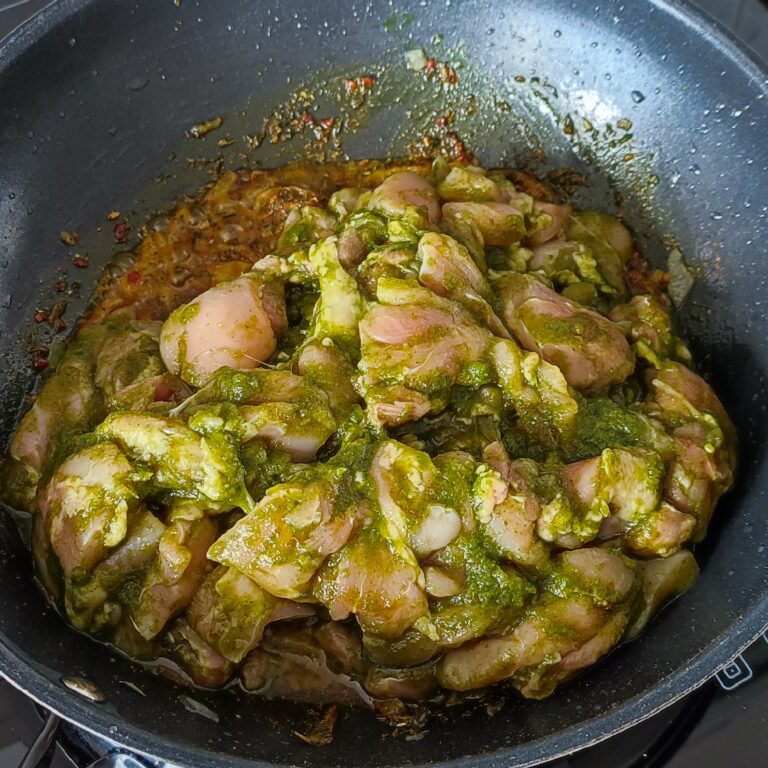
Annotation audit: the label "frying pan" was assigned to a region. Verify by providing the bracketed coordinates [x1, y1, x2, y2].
[1, 1, 767, 766]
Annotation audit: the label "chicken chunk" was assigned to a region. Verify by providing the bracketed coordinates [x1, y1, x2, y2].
[358, 279, 491, 425]
[643, 362, 736, 539]
[241, 624, 372, 706]
[417, 232, 509, 336]
[209, 464, 361, 599]
[66, 507, 165, 632]
[37, 442, 140, 580]
[625, 549, 699, 638]
[497, 272, 635, 390]
[130, 516, 217, 639]
[368, 171, 441, 227]
[525, 201, 572, 247]
[371, 440, 463, 558]
[95, 412, 252, 512]
[159, 274, 286, 387]
[186, 565, 313, 663]
[313, 522, 429, 639]
[437, 548, 638, 696]
[306, 236, 365, 353]
[2, 324, 109, 511]
[442, 201, 524, 248]
[609, 295, 690, 366]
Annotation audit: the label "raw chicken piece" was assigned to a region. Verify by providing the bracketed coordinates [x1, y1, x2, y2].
[37, 442, 140, 579]
[497, 272, 635, 390]
[313, 522, 429, 639]
[567, 211, 633, 298]
[549, 447, 665, 551]
[438, 548, 638, 696]
[609, 295, 690, 366]
[436, 166, 503, 203]
[241, 624, 372, 706]
[358, 279, 491, 425]
[296, 340, 361, 419]
[478, 443, 551, 573]
[186, 565, 313, 663]
[441, 201, 524, 247]
[66, 507, 165, 632]
[95, 412, 252, 512]
[643, 362, 736, 539]
[2, 324, 109, 511]
[166, 618, 235, 688]
[368, 171, 441, 227]
[130, 516, 217, 639]
[159, 274, 286, 387]
[371, 440, 463, 558]
[525, 201, 572, 246]
[625, 550, 699, 638]
[417, 232, 509, 336]
[209, 464, 361, 600]
[306, 237, 365, 353]
[94, 320, 187, 411]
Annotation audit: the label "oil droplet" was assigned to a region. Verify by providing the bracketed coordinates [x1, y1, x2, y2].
[554, 29, 562, 37]
[630, 90, 645, 103]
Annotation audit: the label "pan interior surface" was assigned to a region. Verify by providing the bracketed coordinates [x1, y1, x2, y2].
[0, 1, 767, 766]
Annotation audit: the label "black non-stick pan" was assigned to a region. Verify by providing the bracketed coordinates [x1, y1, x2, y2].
[1, 1, 767, 766]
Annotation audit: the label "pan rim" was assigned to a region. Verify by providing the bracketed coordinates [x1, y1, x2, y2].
[1, 0, 767, 766]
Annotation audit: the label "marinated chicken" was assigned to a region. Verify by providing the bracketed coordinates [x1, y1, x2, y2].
[1, 159, 736, 714]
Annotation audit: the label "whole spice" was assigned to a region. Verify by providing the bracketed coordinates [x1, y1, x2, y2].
[114, 221, 129, 242]
[59, 230, 79, 246]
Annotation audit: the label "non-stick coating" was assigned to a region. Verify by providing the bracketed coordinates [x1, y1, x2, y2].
[0, 1, 767, 766]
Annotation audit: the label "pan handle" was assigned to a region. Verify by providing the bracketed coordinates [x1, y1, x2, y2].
[19, 711, 60, 768]
[18, 709, 150, 768]
[84, 754, 151, 767]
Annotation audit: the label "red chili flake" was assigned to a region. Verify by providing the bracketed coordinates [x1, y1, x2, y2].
[345, 75, 376, 94]
[34, 310, 48, 323]
[127, 269, 140, 284]
[34, 357, 49, 371]
[72, 255, 89, 268]
[114, 221, 129, 242]
[435, 115, 446, 128]
[301, 111, 317, 125]
[319, 117, 335, 130]
[445, 66, 458, 85]
[425, 58, 436, 74]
